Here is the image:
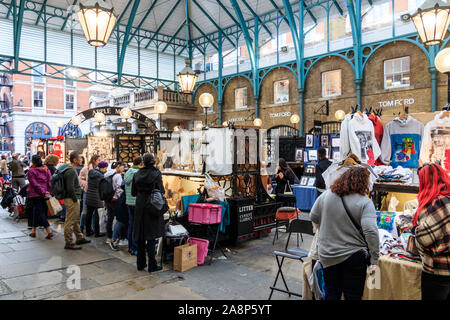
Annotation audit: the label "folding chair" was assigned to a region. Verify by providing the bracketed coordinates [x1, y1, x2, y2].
[272, 207, 300, 245]
[269, 219, 314, 300]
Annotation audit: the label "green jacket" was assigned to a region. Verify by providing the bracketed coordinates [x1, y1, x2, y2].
[124, 166, 139, 206]
[59, 163, 82, 202]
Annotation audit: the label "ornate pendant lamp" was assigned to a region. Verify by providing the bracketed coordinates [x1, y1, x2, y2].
[411, 0, 450, 45]
[77, 0, 117, 47]
[177, 59, 198, 93]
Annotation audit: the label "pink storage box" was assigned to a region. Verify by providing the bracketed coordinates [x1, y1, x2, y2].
[188, 237, 209, 265]
[188, 203, 222, 225]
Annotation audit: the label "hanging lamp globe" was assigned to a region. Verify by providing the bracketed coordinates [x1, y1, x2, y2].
[154, 101, 168, 114]
[77, 0, 117, 47]
[71, 115, 82, 126]
[94, 111, 106, 123]
[290, 114, 300, 124]
[435, 47, 450, 73]
[222, 121, 228, 127]
[199, 93, 214, 109]
[120, 107, 132, 119]
[411, 0, 450, 46]
[177, 59, 198, 93]
[253, 118, 263, 127]
[55, 120, 64, 129]
[335, 110, 346, 121]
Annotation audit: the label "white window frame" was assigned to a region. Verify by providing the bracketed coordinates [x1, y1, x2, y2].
[235, 87, 248, 110]
[32, 65, 45, 84]
[32, 89, 45, 109]
[64, 92, 76, 111]
[384, 56, 410, 89]
[65, 71, 75, 87]
[322, 69, 342, 98]
[274, 79, 289, 104]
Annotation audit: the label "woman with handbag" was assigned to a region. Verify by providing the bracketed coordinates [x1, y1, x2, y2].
[27, 155, 53, 239]
[413, 163, 450, 300]
[274, 158, 298, 194]
[131, 153, 165, 272]
[85, 161, 108, 237]
[310, 166, 379, 300]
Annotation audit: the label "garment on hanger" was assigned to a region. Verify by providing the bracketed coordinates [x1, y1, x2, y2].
[380, 115, 424, 168]
[368, 113, 384, 165]
[322, 160, 378, 190]
[420, 111, 450, 171]
[340, 112, 381, 164]
[338, 114, 352, 162]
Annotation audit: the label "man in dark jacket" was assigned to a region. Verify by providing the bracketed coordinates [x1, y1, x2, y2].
[315, 148, 332, 196]
[85, 161, 108, 237]
[60, 151, 91, 250]
[132, 153, 165, 272]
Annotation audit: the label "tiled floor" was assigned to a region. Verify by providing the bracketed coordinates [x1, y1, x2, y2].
[0, 209, 313, 300]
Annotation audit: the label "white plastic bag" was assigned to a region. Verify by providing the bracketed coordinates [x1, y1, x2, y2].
[98, 207, 107, 234]
[169, 224, 188, 236]
[204, 173, 225, 201]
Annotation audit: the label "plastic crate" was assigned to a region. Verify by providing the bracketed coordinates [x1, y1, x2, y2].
[188, 237, 210, 265]
[188, 203, 222, 225]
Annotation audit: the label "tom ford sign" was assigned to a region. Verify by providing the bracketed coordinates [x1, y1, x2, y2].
[269, 112, 291, 118]
[378, 98, 415, 108]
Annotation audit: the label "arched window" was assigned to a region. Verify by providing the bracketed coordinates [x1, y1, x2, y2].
[25, 122, 52, 139]
[58, 123, 82, 138]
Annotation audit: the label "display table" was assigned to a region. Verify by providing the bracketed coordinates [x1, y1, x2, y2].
[372, 182, 419, 194]
[302, 255, 422, 300]
[292, 185, 317, 211]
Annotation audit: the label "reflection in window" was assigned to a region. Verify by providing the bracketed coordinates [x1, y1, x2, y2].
[65, 93, 75, 110]
[384, 56, 410, 89]
[322, 70, 342, 98]
[274, 80, 289, 104]
[235, 87, 248, 110]
[32, 65, 45, 83]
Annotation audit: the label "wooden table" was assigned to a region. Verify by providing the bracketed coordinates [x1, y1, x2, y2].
[371, 182, 419, 210]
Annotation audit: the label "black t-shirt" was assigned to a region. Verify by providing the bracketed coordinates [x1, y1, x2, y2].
[315, 158, 332, 190]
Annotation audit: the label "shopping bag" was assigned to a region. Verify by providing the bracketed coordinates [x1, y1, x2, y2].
[173, 243, 197, 272]
[46, 197, 63, 216]
[204, 173, 225, 201]
[98, 207, 107, 234]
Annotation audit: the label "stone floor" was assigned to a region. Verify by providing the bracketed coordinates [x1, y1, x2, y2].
[0, 209, 313, 300]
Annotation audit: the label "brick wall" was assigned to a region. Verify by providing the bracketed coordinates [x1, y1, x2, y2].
[193, 41, 448, 131]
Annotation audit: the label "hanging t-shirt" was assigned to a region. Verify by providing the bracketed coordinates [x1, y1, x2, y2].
[420, 111, 450, 171]
[340, 113, 381, 164]
[380, 116, 424, 169]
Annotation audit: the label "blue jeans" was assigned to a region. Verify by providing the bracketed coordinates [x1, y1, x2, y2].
[127, 205, 138, 252]
[112, 220, 127, 241]
[80, 191, 87, 229]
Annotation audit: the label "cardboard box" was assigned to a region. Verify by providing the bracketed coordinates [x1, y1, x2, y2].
[173, 243, 198, 272]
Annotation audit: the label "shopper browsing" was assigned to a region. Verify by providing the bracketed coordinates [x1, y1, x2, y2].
[1, 155, 9, 182]
[44, 154, 60, 175]
[79, 155, 100, 234]
[104, 162, 126, 246]
[315, 148, 332, 196]
[124, 156, 143, 256]
[412, 163, 450, 300]
[85, 160, 107, 237]
[310, 166, 379, 300]
[274, 158, 298, 194]
[9, 153, 27, 191]
[132, 153, 164, 272]
[59, 151, 91, 250]
[27, 155, 53, 239]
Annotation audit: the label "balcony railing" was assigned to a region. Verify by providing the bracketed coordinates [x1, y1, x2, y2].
[94, 86, 193, 109]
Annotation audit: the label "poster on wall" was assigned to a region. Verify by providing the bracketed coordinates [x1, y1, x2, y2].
[235, 87, 248, 110]
[87, 136, 115, 163]
[274, 80, 289, 104]
[306, 134, 314, 148]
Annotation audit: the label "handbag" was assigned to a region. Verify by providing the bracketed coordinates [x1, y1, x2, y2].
[341, 197, 371, 265]
[146, 180, 169, 217]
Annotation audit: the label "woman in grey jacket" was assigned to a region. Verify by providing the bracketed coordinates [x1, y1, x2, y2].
[310, 166, 379, 300]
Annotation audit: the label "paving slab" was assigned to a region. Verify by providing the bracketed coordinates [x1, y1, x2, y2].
[3, 271, 65, 292]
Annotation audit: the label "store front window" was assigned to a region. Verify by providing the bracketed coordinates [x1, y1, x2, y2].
[65, 93, 75, 110]
[235, 87, 247, 110]
[274, 80, 289, 104]
[33, 90, 44, 108]
[322, 70, 342, 98]
[384, 56, 410, 89]
[24, 122, 52, 158]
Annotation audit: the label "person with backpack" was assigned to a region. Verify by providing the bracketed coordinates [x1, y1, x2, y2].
[131, 153, 165, 272]
[27, 155, 53, 239]
[57, 151, 91, 250]
[85, 160, 108, 237]
[124, 156, 143, 256]
[103, 162, 125, 246]
[9, 153, 27, 191]
[79, 155, 100, 234]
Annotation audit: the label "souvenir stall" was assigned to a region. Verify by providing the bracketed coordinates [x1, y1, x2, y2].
[64, 138, 88, 163]
[153, 126, 292, 244]
[47, 136, 65, 163]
